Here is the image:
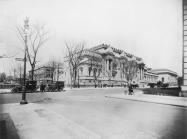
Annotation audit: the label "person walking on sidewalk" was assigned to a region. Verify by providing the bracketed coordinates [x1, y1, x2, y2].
[40, 83, 45, 92]
[128, 83, 134, 95]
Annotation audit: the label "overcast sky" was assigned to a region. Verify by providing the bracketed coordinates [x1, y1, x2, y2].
[0, 0, 182, 75]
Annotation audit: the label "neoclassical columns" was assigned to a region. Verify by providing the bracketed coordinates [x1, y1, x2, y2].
[140, 68, 142, 80]
[105, 59, 112, 72]
[139, 66, 145, 80]
[106, 60, 109, 71]
[140, 68, 142, 79]
[110, 60, 113, 71]
[142, 69, 144, 79]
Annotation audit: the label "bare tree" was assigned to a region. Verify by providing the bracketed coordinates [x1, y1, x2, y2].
[0, 73, 6, 82]
[16, 19, 49, 81]
[122, 57, 139, 84]
[13, 64, 23, 84]
[65, 42, 85, 88]
[85, 51, 102, 88]
[17, 64, 23, 84]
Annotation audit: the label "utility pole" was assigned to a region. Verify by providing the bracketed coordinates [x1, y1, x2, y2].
[20, 17, 29, 104]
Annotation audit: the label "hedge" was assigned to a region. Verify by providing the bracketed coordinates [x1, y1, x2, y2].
[139, 87, 180, 96]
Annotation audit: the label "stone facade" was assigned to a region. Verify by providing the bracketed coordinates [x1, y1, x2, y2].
[150, 69, 178, 87]
[73, 44, 158, 87]
[182, 0, 187, 96]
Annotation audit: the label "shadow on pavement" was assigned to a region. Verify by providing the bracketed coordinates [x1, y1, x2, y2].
[161, 107, 187, 139]
[0, 95, 4, 114]
[0, 113, 20, 139]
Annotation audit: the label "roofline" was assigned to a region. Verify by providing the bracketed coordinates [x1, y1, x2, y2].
[90, 43, 143, 62]
[150, 69, 178, 76]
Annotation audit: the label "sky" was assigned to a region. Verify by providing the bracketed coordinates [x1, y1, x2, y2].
[0, 0, 182, 75]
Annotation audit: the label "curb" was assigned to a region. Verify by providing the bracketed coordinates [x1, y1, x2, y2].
[0, 87, 124, 94]
[105, 96, 187, 108]
[64, 87, 123, 91]
[0, 92, 11, 94]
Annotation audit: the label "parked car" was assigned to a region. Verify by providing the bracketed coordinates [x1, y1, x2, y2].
[45, 81, 64, 92]
[11, 85, 22, 93]
[11, 80, 37, 93]
[26, 81, 37, 92]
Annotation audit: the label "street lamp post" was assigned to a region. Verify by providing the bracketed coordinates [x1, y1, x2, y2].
[20, 17, 29, 105]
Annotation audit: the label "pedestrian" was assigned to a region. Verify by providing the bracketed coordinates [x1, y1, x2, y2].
[179, 85, 183, 97]
[43, 84, 46, 92]
[40, 83, 43, 92]
[128, 83, 133, 95]
[40, 83, 45, 92]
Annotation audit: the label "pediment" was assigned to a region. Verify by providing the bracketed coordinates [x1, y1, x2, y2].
[101, 47, 115, 56]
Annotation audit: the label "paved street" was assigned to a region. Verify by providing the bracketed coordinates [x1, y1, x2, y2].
[0, 88, 187, 139]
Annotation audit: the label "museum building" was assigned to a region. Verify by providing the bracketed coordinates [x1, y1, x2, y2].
[75, 44, 158, 87]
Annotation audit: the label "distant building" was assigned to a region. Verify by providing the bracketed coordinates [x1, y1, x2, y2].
[29, 65, 65, 85]
[144, 69, 158, 87]
[150, 69, 178, 87]
[29, 66, 53, 85]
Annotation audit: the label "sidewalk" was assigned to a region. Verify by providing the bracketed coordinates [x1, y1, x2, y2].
[64, 87, 122, 91]
[105, 90, 187, 107]
[0, 87, 121, 94]
[0, 103, 101, 139]
[0, 89, 11, 94]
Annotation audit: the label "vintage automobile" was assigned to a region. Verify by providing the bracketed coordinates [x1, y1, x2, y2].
[45, 81, 64, 92]
[11, 81, 37, 93]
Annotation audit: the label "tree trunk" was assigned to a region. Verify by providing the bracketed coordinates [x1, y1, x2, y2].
[73, 69, 77, 88]
[57, 64, 59, 82]
[94, 80, 97, 88]
[94, 76, 97, 88]
[31, 66, 35, 81]
[78, 70, 80, 88]
[51, 72, 54, 83]
[69, 63, 72, 89]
